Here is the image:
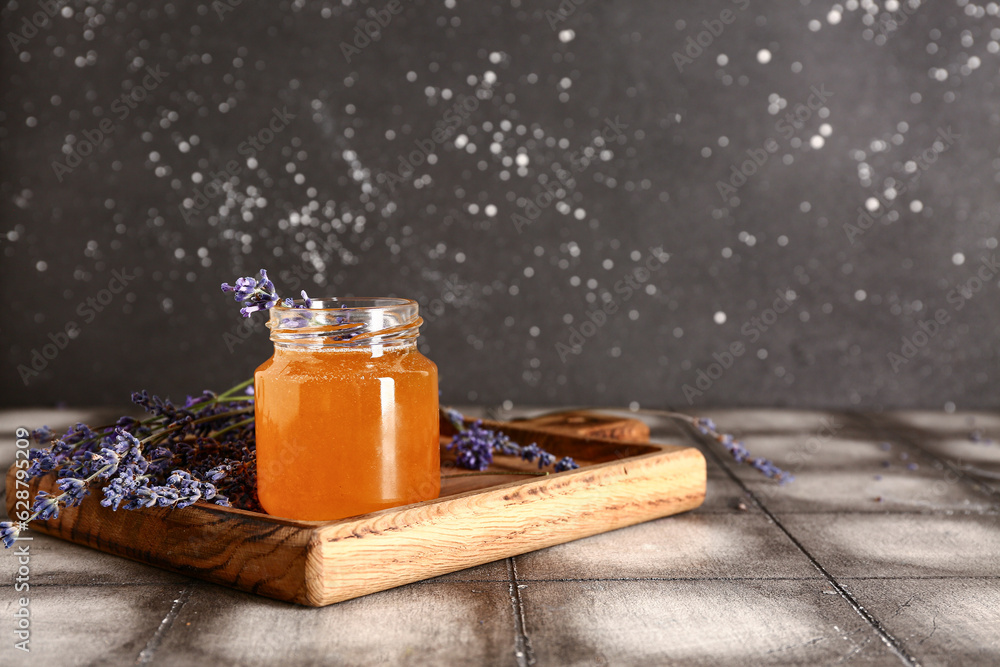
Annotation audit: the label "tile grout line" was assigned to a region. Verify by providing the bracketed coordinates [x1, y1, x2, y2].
[506, 557, 534, 667]
[854, 412, 1000, 507]
[681, 419, 922, 667]
[136, 584, 193, 665]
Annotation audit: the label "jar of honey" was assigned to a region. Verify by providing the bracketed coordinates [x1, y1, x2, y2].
[253, 298, 440, 521]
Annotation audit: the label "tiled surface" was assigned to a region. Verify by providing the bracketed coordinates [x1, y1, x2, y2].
[519, 580, 901, 666]
[841, 578, 1000, 667]
[1, 407, 999, 666]
[153, 582, 516, 667]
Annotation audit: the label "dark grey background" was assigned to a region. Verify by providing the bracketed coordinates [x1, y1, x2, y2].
[1, 0, 998, 410]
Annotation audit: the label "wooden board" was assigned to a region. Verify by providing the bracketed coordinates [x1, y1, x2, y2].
[5, 411, 705, 607]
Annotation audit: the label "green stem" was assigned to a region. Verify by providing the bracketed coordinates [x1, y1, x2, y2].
[218, 378, 254, 400]
[210, 417, 254, 439]
[139, 408, 254, 448]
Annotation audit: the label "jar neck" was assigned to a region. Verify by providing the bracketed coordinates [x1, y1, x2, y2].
[267, 297, 422, 350]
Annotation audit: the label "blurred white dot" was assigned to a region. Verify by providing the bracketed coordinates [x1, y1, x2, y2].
[855, 290, 867, 301]
[558, 29, 575, 43]
[910, 200, 923, 213]
[827, 9, 842, 24]
[819, 123, 832, 137]
[952, 252, 965, 265]
[714, 311, 727, 324]
[810, 135, 825, 149]
[717, 54, 729, 66]
[809, 19, 821, 31]
[865, 197, 880, 212]
[757, 49, 772, 64]
[529, 326, 540, 337]
[36, 260, 48, 272]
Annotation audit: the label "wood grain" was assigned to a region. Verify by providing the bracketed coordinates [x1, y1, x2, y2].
[5, 412, 705, 606]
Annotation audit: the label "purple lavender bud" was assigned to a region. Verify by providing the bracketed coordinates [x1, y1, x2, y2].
[0, 522, 18, 549]
[27, 449, 57, 478]
[31, 426, 54, 444]
[520, 443, 542, 464]
[31, 491, 61, 521]
[554, 457, 579, 472]
[301, 290, 313, 308]
[56, 477, 89, 507]
[223, 269, 280, 317]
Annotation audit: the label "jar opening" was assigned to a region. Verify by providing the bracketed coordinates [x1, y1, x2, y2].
[267, 297, 421, 348]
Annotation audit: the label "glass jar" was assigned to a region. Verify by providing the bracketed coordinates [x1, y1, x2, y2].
[253, 298, 440, 521]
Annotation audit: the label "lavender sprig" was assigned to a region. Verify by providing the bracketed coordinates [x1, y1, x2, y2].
[1, 380, 258, 548]
[685, 415, 793, 484]
[221, 269, 279, 317]
[442, 408, 579, 474]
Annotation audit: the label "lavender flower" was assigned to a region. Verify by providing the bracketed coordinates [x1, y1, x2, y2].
[221, 269, 279, 317]
[55, 477, 89, 507]
[692, 415, 793, 484]
[0, 522, 18, 548]
[444, 410, 579, 473]
[31, 491, 61, 521]
[554, 457, 578, 473]
[31, 426, 54, 444]
[449, 421, 495, 471]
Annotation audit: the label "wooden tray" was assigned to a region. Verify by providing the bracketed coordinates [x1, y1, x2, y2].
[5, 411, 706, 606]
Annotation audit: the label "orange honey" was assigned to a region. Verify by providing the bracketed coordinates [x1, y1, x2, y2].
[253, 298, 439, 521]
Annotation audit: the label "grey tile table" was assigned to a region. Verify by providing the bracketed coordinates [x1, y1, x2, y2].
[0, 407, 997, 666]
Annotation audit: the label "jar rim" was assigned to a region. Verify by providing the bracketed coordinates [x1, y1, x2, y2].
[267, 296, 421, 348]
[273, 296, 417, 312]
